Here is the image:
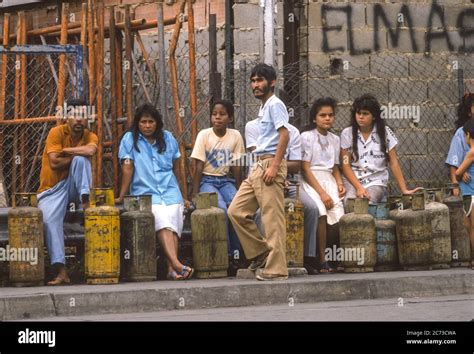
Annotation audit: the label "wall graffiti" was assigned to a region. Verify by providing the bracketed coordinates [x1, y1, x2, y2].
[321, 3, 474, 54]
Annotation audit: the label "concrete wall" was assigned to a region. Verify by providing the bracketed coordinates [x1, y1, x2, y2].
[232, 0, 474, 189]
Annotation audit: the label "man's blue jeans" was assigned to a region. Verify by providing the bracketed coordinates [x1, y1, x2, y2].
[199, 175, 241, 257]
[38, 156, 92, 265]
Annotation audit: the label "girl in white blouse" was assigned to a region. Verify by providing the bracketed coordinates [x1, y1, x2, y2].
[301, 97, 345, 273]
[340, 94, 420, 203]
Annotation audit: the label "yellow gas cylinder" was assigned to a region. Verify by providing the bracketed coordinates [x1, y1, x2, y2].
[285, 183, 304, 268]
[84, 188, 120, 284]
[191, 192, 228, 279]
[8, 193, 44, 287]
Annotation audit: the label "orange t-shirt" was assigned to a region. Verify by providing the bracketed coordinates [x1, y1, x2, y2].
[38, 124, 98, 193]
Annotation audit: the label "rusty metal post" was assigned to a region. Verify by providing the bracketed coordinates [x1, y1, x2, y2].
[169, 0, 188, 200]
[19, 11, 27, 191]
[124, 5, 133, 129]
[0, 13, 10, 120]
[87, 0, 96, 104]
[209, 13, 221, 117]
[80, 2, 88, 93]
[0, 14, 10, 203]
[12, 12, 25, 194]
[57, 2, 69, 109]
[115, 10, 124, 137]
[95, 1, 104, 188]
[187, 0, 198, 147]
[109, 6, 119, 195]
[135, 31, 157, 82]
[157, 2, 167, 123]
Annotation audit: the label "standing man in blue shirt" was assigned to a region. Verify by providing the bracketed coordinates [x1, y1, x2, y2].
[228, 63, 290, 281]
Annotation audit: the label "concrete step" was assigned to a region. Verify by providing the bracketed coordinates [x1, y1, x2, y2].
[0, 268, 472, 321]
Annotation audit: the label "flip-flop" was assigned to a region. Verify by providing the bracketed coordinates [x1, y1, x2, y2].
[179, 266, 194, 280]
[166, 271, 184, 281]
[47, 277, 71, 286]
[318, 261, 335, 274]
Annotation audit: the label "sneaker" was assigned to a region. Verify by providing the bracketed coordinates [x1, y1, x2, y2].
[247, 250, 270, 272]
[256, 273, 288, 281]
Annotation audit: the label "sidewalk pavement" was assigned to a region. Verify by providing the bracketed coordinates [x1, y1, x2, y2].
[0, 268, 472, 321]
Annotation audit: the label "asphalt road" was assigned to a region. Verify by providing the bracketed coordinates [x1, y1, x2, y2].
[26, 294, 474, 321]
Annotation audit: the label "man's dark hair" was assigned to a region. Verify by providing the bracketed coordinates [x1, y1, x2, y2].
[250, 63, 277, 84]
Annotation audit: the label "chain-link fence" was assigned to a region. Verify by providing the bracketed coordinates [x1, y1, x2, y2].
[231, 54, 474, 194]
[1, 19, 473, 204]
[0, 52, 79, 204]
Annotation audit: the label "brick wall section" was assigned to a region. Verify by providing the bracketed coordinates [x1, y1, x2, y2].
[0, 0, 226, 34]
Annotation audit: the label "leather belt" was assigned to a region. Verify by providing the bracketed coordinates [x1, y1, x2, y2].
[256, 154, 275, 161]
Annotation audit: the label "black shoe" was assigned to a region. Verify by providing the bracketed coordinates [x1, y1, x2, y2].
[227, 258, 240, 277]
[248, 250, 270, 272]
[304, 263, 319, 275]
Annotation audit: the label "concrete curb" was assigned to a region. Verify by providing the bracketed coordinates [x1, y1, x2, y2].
[1, 269, 472, 320]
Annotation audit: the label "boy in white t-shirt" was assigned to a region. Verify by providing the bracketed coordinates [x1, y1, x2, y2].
[191, 100, 246, 275]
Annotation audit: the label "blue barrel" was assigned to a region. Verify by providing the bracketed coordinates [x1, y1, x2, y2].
[369, 203, 398, 271]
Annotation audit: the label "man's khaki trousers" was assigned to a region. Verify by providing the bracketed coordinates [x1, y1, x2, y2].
[228, 158, 288, 276]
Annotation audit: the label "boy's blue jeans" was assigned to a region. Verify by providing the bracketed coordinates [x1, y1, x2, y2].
[199, 175, 241, 257]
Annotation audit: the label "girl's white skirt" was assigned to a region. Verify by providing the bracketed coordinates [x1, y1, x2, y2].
[152, 203, 184, 237]
[301, 170, 345, 225]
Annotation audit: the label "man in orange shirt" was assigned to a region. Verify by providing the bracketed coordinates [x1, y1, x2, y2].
[37, 99, 98, 285]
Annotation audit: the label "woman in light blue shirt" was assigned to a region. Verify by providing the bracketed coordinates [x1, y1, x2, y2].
[116, 104, 193, 280]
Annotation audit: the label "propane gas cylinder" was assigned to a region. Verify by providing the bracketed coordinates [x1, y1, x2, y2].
[285, 183, 304, 268]
[85, 188, 120, 284]
[8, 193, 44, 287]
[340, 198, 376, 272]
[191, 193, 228, 279]
[443, 183, 471, 267]
[120, 195, 156, 282]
